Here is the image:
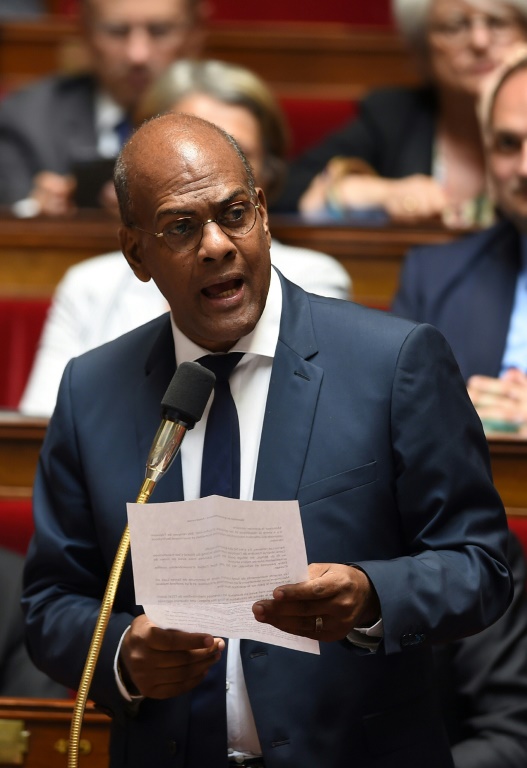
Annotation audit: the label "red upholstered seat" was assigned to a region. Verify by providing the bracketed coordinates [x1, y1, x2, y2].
[508, 516, 527, 564]
[0, 498, 34, 555]
[0, 297, 50, 409]
[280, 97, 357, 158]
[57, 1, 394, 24]
[208, 0, 394, 25]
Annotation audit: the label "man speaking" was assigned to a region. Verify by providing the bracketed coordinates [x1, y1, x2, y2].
[23, 113, 512, 768]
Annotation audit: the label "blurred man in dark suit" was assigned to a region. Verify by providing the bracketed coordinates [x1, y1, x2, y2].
[0, 0, 206, 215]
[0, 546, 67, 697]
[393, 46, 527, 435]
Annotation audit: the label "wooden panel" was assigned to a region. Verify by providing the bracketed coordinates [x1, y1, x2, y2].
[0, 19, 420, 98]
[271, 217, 462, 307]
[0, 415, 47, 498]
[0, 212, 461, 305]
[0, 697, 109, 768]
[0, 416, 525, 518]
[205, 23, 419, 100]
[0, 18, 82, 93]
[0, 212, 120, 297]
[487, 436, 527, 516]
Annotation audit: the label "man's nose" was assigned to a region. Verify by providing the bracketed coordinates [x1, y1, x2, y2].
[197, 221, 236, 260]
[125, 27, 153, 65]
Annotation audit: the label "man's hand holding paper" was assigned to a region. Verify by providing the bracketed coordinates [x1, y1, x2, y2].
[127, 495, 320, 654]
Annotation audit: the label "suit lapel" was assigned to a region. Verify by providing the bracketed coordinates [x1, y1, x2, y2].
[61, 76, 99, 163]
[458, 223, 519, 377]
[254, 275, 322, 501]
[133, 315, 185, 503]
[134, 279, 324, 504]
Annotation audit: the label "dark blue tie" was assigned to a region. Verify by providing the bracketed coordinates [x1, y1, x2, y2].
[115, 116, 133, 147]
[185, 352, 244, 767]
[199, 352, 244, 499]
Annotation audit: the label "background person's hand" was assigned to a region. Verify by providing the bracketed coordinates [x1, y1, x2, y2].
[98, 179, 121, 217]
[30, 171, 76, 216]
[381, 174, 448, 223]
[252, 562, 380, 642]
[300, 169, 448, 225]
[119, 614, 225, 699]
[467, 369, 527, 431]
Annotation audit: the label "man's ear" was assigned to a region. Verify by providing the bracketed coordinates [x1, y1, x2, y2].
[256, 187, 272, 248]
[119, 226, 151, 283]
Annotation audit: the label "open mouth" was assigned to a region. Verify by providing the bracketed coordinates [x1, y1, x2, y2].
[202, 278, 243, 299]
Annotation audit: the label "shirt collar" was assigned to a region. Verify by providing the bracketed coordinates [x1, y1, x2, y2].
[94, 90, 127, 135]
[171, 266, 282, 364]
[521, 235, 527, 272]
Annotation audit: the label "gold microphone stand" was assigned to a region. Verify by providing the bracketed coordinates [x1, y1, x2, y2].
[67, 422, 184, 768]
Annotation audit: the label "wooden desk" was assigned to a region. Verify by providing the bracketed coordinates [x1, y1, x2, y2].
[0, 212, 460, 305]
[0, 415, 525, 517]
[0, 413, 47, 498]
[0, 697, 110, 767]
[0, 211, 120, 297]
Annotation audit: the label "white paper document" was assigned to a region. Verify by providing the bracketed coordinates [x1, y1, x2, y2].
[127, 495, 319, 654]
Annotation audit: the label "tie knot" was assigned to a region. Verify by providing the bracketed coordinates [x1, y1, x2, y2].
[198, 352, 244, 384]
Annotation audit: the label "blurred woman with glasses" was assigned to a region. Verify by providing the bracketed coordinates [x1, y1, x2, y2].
[278, 0, 527, 228]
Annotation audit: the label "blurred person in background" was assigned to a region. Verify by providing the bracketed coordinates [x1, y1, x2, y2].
[0, 0, 206, 216]
[277, 0, 527, 228]
[19, 60, 350, 418]
[393, 46, 527, 434]
[0, 0, 44, 19]
[0, 545, 67, 697]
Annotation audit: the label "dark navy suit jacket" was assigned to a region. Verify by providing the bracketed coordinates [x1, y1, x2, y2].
[392, 219, 521, 381]
[22, 274, 511, 768]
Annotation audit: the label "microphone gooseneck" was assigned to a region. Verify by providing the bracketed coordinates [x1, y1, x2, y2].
[68, 361, 215, 768]
[142, 361, 216, 490]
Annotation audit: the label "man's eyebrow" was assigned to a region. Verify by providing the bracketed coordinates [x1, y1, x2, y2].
[155, 188, 250, 224]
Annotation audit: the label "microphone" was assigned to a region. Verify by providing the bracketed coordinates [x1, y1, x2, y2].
[68, 360, 215, 768]
[142, 361, 216, 491]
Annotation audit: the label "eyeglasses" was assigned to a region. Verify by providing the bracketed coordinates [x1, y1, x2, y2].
[429, 13, 523, 49]
[132, 200, 261, 254]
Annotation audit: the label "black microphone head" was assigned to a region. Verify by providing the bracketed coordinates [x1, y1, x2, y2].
[161, 361, 215, 428]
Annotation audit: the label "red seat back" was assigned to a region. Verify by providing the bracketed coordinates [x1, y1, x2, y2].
[0, 298, 50, 409]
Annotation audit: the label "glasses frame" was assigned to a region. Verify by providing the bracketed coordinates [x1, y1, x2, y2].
[131, 200, 261, 254]
[428, 12, 524, 49]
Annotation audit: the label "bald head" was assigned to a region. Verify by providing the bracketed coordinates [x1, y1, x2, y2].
[115, 112, 256, 226]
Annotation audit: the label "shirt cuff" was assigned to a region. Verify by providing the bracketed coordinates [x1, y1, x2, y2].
[346, 618, 384, 651]
[114, 625, 144, 703]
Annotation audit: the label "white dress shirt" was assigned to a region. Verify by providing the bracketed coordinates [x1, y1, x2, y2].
[19, 241, 350, 417]
[171, 267, 283, 758]
[500, 236, 527, 374]
[94, 91, 128, 158]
